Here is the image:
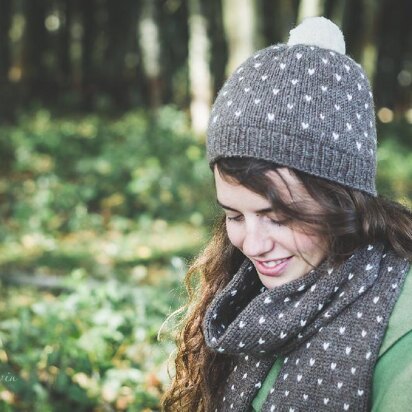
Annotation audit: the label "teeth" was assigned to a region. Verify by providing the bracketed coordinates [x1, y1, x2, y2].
[262, 258, 288, 268]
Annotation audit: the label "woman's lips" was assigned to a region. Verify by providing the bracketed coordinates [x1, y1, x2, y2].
[254, 256, 293, 277]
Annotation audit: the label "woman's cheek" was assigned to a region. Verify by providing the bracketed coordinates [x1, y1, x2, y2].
[226, 224, 243, 249]
[294, 232, 325, 259]
[293, 233, 314, 251]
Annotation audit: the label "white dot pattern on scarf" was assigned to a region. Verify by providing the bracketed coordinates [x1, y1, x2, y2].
[204, 244, 410, 411]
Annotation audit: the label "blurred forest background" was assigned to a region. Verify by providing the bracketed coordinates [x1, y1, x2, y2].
[0, 0, 411, 410]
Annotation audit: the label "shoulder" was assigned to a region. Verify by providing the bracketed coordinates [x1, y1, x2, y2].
[372, 330, 412, 412]
[372, 266, 412, 412]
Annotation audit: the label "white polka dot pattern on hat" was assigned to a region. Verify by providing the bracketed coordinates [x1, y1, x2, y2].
[207, 41, 378, 195]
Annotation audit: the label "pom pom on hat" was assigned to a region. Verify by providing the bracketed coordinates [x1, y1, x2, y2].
[288, 16, 346, 55]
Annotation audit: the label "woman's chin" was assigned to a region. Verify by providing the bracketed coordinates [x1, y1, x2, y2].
[257, 272, 292, 289]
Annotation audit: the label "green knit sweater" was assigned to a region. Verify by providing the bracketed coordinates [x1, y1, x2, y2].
[252, 268, 412, 412]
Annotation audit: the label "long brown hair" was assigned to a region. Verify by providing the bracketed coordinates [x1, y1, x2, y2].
[161, 157, 412, 411]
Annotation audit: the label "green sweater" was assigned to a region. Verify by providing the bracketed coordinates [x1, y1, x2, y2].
[252, 268, 412, 412]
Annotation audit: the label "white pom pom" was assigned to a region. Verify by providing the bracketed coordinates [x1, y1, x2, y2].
[287, 16, 345, 55]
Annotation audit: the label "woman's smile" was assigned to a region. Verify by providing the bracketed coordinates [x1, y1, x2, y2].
[254, 256, 293, 276]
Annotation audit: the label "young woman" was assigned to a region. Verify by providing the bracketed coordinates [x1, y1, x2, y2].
[162, 17, 412, 412]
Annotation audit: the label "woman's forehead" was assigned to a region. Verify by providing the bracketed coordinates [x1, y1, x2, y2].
[266, 168, 305, 198]
[214, 165, 310, 203]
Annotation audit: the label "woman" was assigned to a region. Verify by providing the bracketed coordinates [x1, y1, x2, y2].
[162, 17, 412, 411]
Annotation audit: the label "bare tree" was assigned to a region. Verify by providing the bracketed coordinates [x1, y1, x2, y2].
[0, 0, 12, 80]
[56, 0, 74, 90]
[188, 0, 212, 135]
[22, 0, 49, 96]
[374, 0, 412, 114]
[297, 0, 325, 22]
[138, 0, 162, 109]
[222, 0, 257, 75]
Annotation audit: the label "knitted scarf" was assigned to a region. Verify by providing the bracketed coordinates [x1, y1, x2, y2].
[203, 244, 410, 411]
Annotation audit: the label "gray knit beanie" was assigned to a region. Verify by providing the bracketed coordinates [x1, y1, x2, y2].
[207, 17, 377, 196]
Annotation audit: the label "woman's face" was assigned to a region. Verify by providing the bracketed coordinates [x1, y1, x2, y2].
[214, 166, 326, 289]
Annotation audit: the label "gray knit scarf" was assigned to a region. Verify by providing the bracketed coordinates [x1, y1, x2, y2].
[203, 244, 410, 411]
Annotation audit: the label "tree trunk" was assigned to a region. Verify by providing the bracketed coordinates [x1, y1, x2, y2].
[374, 0, 412, 114]
[81, 0, 96, 109]
[259, 0, 299, 45]
[259, 0, 282, 45]
[323, 0, 345, 27]
[138, 0, 163, 110]
[104, 0, 138, 108]
[188, 0, 212, 136]
[22, 0, 49, 98]
[296, 0, 325, 23]
[203, 0, 227, 96]
[222, 0, 257, 75]
[343, 0, 379, 82]
[157, 0, 189, 107]
[0, 0, 12, 80]
[58, 0, 72, 84]
[342, 0, 363, 60]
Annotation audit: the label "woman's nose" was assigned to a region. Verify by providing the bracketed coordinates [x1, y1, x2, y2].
[242, 225, 273, 257]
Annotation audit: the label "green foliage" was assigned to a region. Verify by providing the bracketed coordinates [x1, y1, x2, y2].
[376, 122, 412, 205]
[0, 268, 184, 411]
[0, 106, 213, 241]
[0, 107, 210, 410]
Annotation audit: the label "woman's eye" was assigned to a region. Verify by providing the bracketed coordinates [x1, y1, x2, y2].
[265, 215, 284, 226]
[226, 215, 243, 222]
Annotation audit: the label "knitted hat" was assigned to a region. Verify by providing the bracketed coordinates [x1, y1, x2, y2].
[207, 17, 377, 196]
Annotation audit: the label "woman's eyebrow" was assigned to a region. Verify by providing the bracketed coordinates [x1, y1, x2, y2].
[216, 199, 273, 214]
